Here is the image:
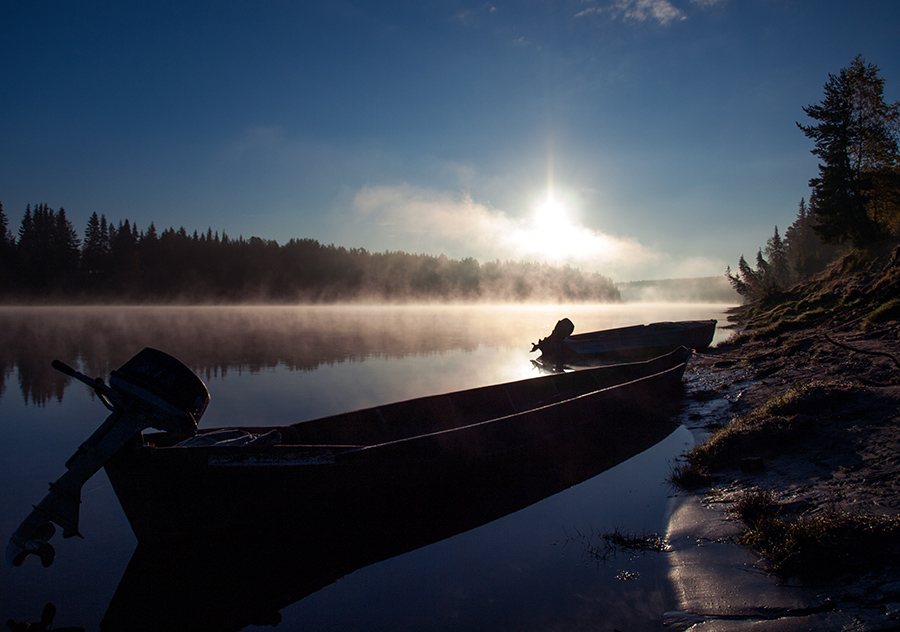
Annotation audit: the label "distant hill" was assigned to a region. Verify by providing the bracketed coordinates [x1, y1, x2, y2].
[616, 276, 740, 304]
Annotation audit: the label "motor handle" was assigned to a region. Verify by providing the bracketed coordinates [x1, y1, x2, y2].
[52, 360, 117, 408]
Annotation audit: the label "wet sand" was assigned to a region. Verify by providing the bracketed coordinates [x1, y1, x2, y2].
[664, 322, 900, 630]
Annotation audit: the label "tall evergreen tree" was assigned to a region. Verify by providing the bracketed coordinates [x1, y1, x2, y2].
[53, 207, 81, 273]
[784, 196, 840, 278]
[798, 55, 900, 246]
[15, 203, 79, 290]
[0, 201, 12, 289]
[109, 219, 140, 292]
[764, 226, 791, 288]
[18, 205, 34, 245]
[82, 212, 111, 278]
[0, 201, 9, 248]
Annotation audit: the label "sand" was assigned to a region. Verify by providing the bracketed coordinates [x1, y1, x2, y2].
[664, 320, 900, 630]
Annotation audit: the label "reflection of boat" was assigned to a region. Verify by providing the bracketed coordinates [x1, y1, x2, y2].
[532, 319, 716, 365]
[101, 403, 682, 631]
[8, 346, 690, 567]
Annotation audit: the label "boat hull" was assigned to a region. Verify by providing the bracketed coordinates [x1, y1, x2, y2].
[104, 349, 690, 545]
[537, 319, 716, 364]
[102, 387, 684, 631]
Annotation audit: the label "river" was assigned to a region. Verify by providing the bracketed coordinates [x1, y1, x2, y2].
[0, 303, 734, 631]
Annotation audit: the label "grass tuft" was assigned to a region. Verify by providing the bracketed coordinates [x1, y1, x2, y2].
[861, 297, 900, 331]
[681, 381, 857, 474]
[731, 489, 900, 580]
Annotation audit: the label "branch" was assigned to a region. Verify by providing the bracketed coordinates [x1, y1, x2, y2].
[823, 333, 900, 370]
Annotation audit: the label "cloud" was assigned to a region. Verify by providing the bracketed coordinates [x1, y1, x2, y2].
[453, 4, 498, 26]
[576, 0, 689, 26]
[348, 184, 678, 280]
[613, 0, 685, 24]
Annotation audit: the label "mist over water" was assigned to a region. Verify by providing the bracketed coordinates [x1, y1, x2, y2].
[0, 303, 733, 631]
[0, 303, 733, 409]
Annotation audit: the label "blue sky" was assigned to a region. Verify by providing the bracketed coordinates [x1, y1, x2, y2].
[2, 1, 899, 282]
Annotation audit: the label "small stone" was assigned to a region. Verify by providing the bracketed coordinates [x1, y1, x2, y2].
[885, 602, 900, 619]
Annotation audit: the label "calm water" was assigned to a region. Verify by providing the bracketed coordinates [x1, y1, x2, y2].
[0, 304, 733, 631]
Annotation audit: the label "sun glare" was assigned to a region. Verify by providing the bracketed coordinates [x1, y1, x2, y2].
[534, 194, 568, 229]
[515, 189, 605, 264]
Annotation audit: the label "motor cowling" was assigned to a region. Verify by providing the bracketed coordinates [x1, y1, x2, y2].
[109, 347, 209, 435]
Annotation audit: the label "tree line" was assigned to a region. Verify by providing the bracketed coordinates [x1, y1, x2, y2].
[0, 203, 619, 303]
[728, 55, 900, 302]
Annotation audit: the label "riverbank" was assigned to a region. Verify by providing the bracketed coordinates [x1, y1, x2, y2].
[662, 254, 900, 630]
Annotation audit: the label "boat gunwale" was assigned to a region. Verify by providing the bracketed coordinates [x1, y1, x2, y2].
[349, 356, 688, 455]
[130, 347, 691, 460]
[565, 319, 716, 343]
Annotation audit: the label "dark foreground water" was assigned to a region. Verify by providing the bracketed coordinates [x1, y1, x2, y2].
[0, 304, 733, 631]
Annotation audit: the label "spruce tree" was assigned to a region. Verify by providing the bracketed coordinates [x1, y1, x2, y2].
[0, 201, 9, 248]
[764, 226, 791, 288]
[0, 201, 12, 289]
[798, 55, 900, 246]
[82, 212, 111, 278]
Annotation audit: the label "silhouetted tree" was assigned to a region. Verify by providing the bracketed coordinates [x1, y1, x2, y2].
[784, 196, 839, 279]
[3, 204, 621, 303]
[16, 204, 80, 291]
[0, 201, 13, 290]
[108, 219, 140, 294]
[764, 227, 790, 289]
[0, 201, 10, 249]
[726, 255, 763, 302]
[82, 212, 111, 281]
[798, 55, 900, 246]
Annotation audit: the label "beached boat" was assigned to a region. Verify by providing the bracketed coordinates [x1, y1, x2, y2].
[532, 318, 716, 364]
[8, 345, 691, 566]
[102, 404, 681, 632]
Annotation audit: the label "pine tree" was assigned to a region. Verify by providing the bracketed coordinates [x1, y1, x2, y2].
[0, 201, 12, 289]
[53, 207, 81, 276]
[18, 205, 34, 245]
[764, 226, 791, 288]
[15, 203, 79, 290]
[0, 201, 9, 248]
[798, 55, 900, 246]
[726, 255, 763, 301]
[784, 196, 840, 278]
[82, 212, 111, 278]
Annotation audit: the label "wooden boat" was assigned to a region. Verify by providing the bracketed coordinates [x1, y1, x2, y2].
[532, 318, 716, 365]
[102, 407, 681, 631]
[8, 346, 691, 566]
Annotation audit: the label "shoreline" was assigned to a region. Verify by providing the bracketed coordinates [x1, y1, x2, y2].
[662, 327, 900, 630]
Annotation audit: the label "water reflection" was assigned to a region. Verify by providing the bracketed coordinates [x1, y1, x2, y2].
[1, 304, 731, 631]
[0, 304, 733, 407]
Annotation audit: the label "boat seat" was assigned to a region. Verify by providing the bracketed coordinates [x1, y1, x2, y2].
[175, 429, 283, 447]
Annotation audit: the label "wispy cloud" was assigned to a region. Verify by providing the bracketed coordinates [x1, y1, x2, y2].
[612, 0, 685, 25]
[576, 0, 695, 26]
[453, 3, 498, 26]
[348, 184, 676, 280]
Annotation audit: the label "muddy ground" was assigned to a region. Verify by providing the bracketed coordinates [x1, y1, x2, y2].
[671, 315, 900, 628]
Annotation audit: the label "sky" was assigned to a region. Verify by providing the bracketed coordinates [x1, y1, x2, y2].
[2, 1, 899, 282]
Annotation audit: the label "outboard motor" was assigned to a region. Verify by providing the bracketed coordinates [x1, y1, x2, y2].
[6, 348, 208, 567]
[530, 318, 575, 353]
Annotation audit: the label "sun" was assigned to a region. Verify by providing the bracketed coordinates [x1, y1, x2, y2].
[530, 192, 577, 253]
[516, 189, 603, 263]
[534, 193, 569, 229]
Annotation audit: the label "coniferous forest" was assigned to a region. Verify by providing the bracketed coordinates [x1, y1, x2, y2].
[0, 203, 620, 303]
[727, 55, 900, 303]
